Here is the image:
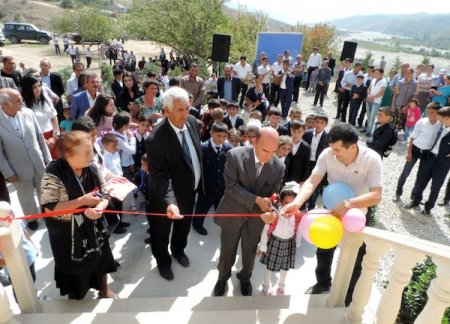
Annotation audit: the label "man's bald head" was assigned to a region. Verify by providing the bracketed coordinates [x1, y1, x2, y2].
[254, 127, 280, 164]
[0, 88, 23, 116]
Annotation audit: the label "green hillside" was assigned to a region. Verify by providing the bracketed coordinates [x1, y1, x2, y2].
[331, 13, 450, 50]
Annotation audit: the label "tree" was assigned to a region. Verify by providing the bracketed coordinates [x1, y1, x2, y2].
[421, 56, 430, 65]
[362, 51, 374, 70]
[393, 56, 401, 72]
[53, 7, 118, 43]
[128, 0, 227, 61]
[284, 23, 338, 60]
[222, 5, 267, 63]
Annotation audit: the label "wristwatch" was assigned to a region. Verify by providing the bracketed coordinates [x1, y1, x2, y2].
[343, 199, 351, 208]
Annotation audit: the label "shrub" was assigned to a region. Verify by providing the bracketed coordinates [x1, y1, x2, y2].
[397, 256, 450, 323]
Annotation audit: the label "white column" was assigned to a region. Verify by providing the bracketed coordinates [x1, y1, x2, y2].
[415, 257, 450, 324]
[0, 282, 14, 324]
[0, 222, 42, 313]
[376, 249, 424, 324]
[327, 232, 364, 307]
[345, 237, 389, 323]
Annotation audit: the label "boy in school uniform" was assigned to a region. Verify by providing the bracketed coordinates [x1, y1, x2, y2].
[284, 120, 311, 186]
[223, 101, 244, 129]
[366, 106, 395, 158]
[264, 107, 289, 136]
[407, 106, 450, 215]
[193, 122, 233, 235]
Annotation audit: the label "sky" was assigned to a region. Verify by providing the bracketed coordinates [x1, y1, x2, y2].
[226, 0, 449, 24]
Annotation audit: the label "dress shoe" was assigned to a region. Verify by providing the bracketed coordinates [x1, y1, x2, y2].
[334, 116, 340, 119]
[146, 228, 151, 233]
[392, 194, 401, 202]
[214, 280, 227, 296]
[405, 201, 420, 209]
[193, 225, 208, 236]
[365, 133, 372, 137]
[421, 208, 431, 216]
[118, 221, 130, 228]
[158, 265, 174, 281]
[240, 279, 252, 296]
[27, 220, 39, 231]
[173, 253, 190, 267]
[113, 226, 127, 234]
[340, 118, 346, 123]
[144, 237, 151, 244]
[438, 200, 449, 206]
[360, 128, 366, 133]
[114, 261, 121, 268]
[305, 283, 330, 294]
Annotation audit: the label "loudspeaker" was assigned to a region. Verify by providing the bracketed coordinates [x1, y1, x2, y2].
[340, 41, 358, 62]
[211, 34, 231, 62]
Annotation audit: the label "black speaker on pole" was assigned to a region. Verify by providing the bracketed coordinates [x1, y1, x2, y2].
[211, 34, 231, 62]
[340, 41, 358, 62]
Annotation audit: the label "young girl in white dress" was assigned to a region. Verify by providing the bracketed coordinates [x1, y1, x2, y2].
[258, 182, 303, 296]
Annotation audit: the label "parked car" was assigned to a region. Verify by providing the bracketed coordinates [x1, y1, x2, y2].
[2, 22, 52, 44]
[0, 29, 5, 46]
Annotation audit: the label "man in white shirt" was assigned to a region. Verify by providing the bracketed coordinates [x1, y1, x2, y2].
[270, 54, 283, 107]
[306, 47, 322, 90]
[282, 123, 382, 306]
[365, 68, 387, 137]
[257, 55, 271, 99]
[65, 62, 85, 102]
[85, 46, 93, 69]
[234, 56, 252, 107]
[394, 102, 442, 202]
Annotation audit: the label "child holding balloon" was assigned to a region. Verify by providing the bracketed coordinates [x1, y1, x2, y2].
[258, 182, 303, 296]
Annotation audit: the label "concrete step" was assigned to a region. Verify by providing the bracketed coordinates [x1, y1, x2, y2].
[40, 294, 330, 314]
[15, 307, 347, 324]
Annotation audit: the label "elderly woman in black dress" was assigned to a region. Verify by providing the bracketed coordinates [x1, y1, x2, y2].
[40, 131, 117, 299]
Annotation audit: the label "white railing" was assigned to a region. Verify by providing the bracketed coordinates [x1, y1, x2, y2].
[0, 220, 42, 321]
[328, 227, 450, 324]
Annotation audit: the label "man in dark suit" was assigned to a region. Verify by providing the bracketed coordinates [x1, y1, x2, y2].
[284, 120, 311, 185]
[40, 59, 65, 121]
[71, 72, 99, 120]
[146, 87, 203, 281]
[223, 102, 244, 130]
[407, 106, 450, 215]
[214, 127, 285, 297]
[303, 114, 329, 210]
[217, 64, 241, 103]
[193, 122, 232, 235]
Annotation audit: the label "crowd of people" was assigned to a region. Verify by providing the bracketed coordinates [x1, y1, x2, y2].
[0, 42, 449, 302]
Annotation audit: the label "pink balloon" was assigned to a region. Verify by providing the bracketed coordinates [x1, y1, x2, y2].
[300, 208, 331, 243]
[342, 208, 366, 232]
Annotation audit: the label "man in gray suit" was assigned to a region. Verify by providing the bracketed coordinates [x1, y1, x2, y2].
[0, 76, 18, 90]
[0, 88, 51, 230]
[214, 127, 285, 296]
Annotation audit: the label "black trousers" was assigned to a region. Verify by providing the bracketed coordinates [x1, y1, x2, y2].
[150, 214, 193, 267]
[86, 57, 92, 68]
[193, 190, 223, 228]
[313, 82, 329, 106]
[357, 102, 367, 127]
[444, 178, 450, 201]
[348, 100, 363, 126]
[305, 66, 317, 90]
[262, 83, 270, 100]
[337, 90, 351, 121]
[412, 155, 450, 211]
[270, 83, 280, 107]
[315, 218, 368, 306]
[0, 172, 10, 202]
[239, 84, 248, 107]
[293, 75, 303, 102]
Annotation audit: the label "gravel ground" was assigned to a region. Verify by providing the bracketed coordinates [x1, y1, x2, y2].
[294, 84, 450, 290]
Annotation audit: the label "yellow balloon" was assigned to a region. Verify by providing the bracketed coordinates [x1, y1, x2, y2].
[309, 216, 344, 249]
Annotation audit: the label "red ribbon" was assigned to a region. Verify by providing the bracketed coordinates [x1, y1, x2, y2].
[0, 209, 266, 222]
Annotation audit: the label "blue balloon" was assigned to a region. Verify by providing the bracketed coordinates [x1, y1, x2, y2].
[322, 182, 355, 210]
